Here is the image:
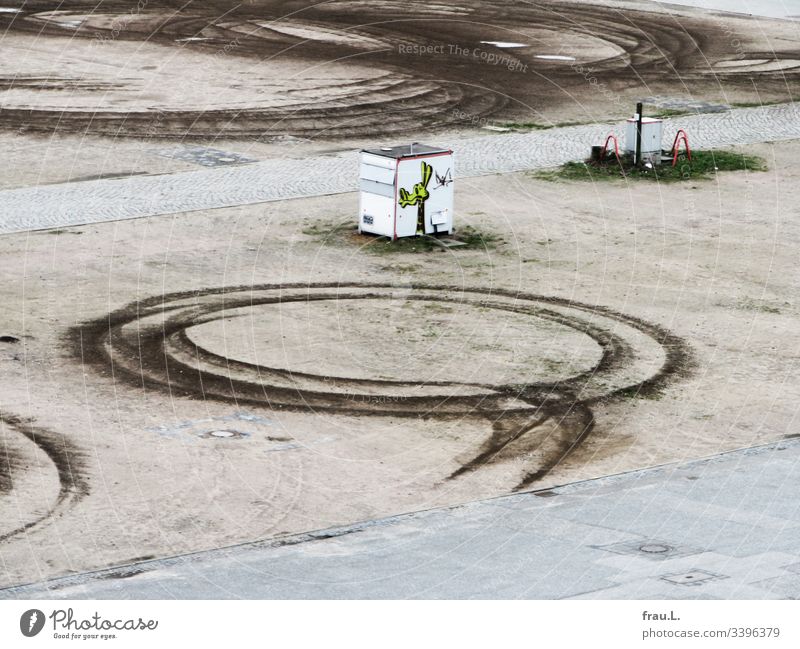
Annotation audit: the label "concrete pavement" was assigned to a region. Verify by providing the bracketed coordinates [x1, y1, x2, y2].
[3, 437, 798, 599]
[1, 103, 798, 234]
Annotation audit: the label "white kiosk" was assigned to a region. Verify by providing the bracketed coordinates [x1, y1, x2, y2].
[358, 143, 454, 239]
[625, 117, 663, 164]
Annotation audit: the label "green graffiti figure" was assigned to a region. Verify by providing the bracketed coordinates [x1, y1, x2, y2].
[399, 161, 433, 235]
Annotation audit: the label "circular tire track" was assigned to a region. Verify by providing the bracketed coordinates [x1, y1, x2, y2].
[1, 1, 795, 138]
[68, 283, 693, 490]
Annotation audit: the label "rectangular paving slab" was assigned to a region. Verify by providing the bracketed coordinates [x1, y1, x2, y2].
[3, 438, 798, 599]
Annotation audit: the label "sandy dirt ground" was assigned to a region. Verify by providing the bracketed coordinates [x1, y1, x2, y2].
[2, 0, 799, 187]
[1, 139, 798, 587]
[2, 0, 800, 594]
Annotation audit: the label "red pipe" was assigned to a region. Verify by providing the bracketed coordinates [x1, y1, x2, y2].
[600, 134, 621, 164]
[670, 130, 691, 167]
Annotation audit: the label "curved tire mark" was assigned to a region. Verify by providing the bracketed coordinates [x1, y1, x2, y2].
[67, 282, 694, 490]
[0, 414, 89, 543]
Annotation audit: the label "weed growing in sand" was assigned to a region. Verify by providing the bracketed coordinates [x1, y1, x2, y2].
[723, 297, 785, 314]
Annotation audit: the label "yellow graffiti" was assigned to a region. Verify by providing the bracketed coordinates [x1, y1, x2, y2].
[399, 161, 433, 207]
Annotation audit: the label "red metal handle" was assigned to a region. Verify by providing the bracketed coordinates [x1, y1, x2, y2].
[600, 134, 621, 164]
[670, 130, 691, 167]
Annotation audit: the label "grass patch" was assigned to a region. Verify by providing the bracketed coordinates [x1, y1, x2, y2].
[721, 297, 785, 314]
[361, 224, 504, 254]
[730, 99, 786, 109]
[532, 149, 767, 183]
[380, 263, 421, 273]
[302, 219, 504, 254]
[616, 386, 664, 401]
[500, 120, 586, 131]
[650, 108, 695, 118]
[501, 121, 554, 130]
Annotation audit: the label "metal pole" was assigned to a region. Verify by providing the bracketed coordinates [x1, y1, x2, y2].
[635, 102, 643, 167]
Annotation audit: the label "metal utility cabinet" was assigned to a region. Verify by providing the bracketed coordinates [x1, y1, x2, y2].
[358, 143, 454, 238]
[625, 117, 663, 162]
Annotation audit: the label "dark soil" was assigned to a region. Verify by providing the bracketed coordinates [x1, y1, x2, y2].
[1, 1, 797, 139]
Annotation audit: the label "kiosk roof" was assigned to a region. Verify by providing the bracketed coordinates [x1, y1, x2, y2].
[362, 143, 450, 159]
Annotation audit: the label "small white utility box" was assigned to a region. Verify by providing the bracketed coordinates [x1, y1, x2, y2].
[625, 117, 663, 160]
[358, 143, 454, 238]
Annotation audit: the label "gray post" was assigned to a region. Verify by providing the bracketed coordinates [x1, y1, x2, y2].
[635, 102, 643, 167]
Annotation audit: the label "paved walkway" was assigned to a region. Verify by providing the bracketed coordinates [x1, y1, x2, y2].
[3, 438, 799, 599]
[1, 103, 799, 234]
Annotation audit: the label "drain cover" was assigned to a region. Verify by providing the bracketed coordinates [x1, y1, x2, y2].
[661, 570, 727, 586]
[200, 429, 248, 439]
[596, 539, 702, 560]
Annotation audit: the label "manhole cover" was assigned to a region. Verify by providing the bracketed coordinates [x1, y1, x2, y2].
[639, 543, 671, 554]
[200, 429, 248, 439]
[662, 570, 726, 586]
[597, 539, 701, 560]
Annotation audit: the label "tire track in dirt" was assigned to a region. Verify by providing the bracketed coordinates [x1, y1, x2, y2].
[1, 1, 796, 138]
[66, 282, 694, 490]
[0, 414, 90, 543]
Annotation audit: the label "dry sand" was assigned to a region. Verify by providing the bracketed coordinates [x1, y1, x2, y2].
[1, 139, 798, 587]
[2, 0, 798, 179]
